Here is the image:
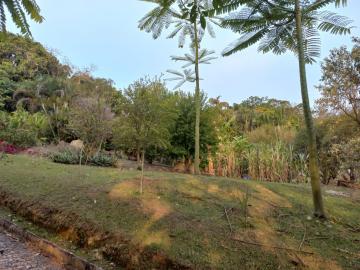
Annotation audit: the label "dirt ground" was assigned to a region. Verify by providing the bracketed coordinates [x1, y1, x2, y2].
[0, 230, 64, 270]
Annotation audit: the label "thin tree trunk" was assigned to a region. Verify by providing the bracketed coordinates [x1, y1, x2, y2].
[193, 4, 201, 175]
[137, 145, 141, 167]
[97, 137, 104, 155]
[41, 102, 58, 143]
[140, 149, 145, 194]
[295, 0, 325, 218]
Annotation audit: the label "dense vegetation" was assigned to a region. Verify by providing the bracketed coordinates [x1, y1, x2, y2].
[0, 1, 359, 269]
[0, 33, 358, 188]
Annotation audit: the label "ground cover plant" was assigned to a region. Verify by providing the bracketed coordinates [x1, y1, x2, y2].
[0, 155, 359, 269]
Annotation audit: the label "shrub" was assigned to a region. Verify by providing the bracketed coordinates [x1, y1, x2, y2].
[332, 137, 360, 183]
[50, 148, 116, 167]
[0, 141, 23, 154]
[89, 152, 116, 167]
[0, 109, 49, 147]
[50, 148, 80, 165]
[0, 128, 38, 147]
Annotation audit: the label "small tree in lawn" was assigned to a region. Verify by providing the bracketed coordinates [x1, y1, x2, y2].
[139, 0, 217, 174]
[113, 77, 176, 194]
[218, 0, 352, 218]
[68, 74, 116, 161]
[68, 95, 114, 162]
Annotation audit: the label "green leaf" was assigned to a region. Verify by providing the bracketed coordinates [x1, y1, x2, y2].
[190, 4, 197, 23]
[200, 15, 206, 30]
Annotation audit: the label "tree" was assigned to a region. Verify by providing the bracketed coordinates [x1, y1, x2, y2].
[316, 37, 360, 126]
[13, 76, 71, 142]
[219, 0, 352, 218]
[335, 137, 360, 183]
[0, 0, 43, 37]
[67, 73, 118, 159]
[112, 77, 176, 194]
[139, 0, 217, 174]
[169, 90, 218, 171]
[68, 96, 114, 159]
[0, 34, 71, 111]
[234, 97, 302, 132]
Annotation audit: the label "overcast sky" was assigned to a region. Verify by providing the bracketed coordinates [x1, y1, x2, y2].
[8, 0, 360, 105]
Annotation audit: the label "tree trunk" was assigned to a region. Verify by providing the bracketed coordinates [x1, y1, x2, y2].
[41, 102, 58, 143]
[295, 0, 325, 218]
[193, 5, 201, 175]
[140, 149, 145, 194]
[136, 146, 141, 167]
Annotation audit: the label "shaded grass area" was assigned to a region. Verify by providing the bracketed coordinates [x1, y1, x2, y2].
[0, 154, 359, 269]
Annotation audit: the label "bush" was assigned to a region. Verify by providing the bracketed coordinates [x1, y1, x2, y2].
[0, 128, 39, 147]
[0, 109, 49, 147]
[50, 148, 80, 165]
[332, 137, 360, 183]
[50, 148, 116, 167]
[0, 141, 23, 154]
[89, 152, 116, 167]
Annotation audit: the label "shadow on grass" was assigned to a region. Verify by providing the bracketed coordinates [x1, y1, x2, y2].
[1, 155, 359, 269]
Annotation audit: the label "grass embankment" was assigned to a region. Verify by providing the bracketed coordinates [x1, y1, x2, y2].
[0, 154, 359, 269]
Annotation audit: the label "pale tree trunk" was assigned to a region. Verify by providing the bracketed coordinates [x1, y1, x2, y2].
[295, 0, 325, 218]
[193, 4, 201, 175]
[41, 102, 58, 142]
[140, 149, 145, 194]
[137, 145, 141, 167]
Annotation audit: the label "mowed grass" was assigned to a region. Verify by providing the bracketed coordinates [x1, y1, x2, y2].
[0, 154, 359, 269]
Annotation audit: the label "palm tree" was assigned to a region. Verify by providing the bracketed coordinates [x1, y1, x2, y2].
[0, 0, 43, 37]
[139, 0, 216, 174]
[13, 76, 70, 141]
[219, 0, 352, 218]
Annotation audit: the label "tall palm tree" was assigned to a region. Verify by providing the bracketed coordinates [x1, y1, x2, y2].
[220, 0, 352, 218]
[0, 0, 43, 37]
[139, 0, 216, 174]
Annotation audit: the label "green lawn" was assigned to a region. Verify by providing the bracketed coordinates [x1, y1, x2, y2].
[0, 154, 359, 269]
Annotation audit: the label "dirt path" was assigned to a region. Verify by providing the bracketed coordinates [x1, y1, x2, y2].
[0, 230, 64, 270]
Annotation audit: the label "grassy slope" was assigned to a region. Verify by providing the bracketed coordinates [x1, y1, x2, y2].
[0, 154, 359, 269]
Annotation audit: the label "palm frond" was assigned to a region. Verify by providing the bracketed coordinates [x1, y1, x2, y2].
[221, 0, 352, 63]
[165, 68, 196, 89]
[317, 11, 353, 35]
[21, 0, 43, 22]
[1, 0, 42, 36]
[171, 48, 216, 67]
[5, 0, 30, 35]
[335, 0, 347, 7]
[302, 25, 321, 63]
[206, 0, 248, 16]
[0, 2, 6, 32]
[305, 0, 334, 13]
[206, 18, 216, 37]
[223, 29, 268, 56]
[139, 0, 217, 46]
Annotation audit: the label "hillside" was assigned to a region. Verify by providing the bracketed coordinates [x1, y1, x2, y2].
[0, 155, 359, 269]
